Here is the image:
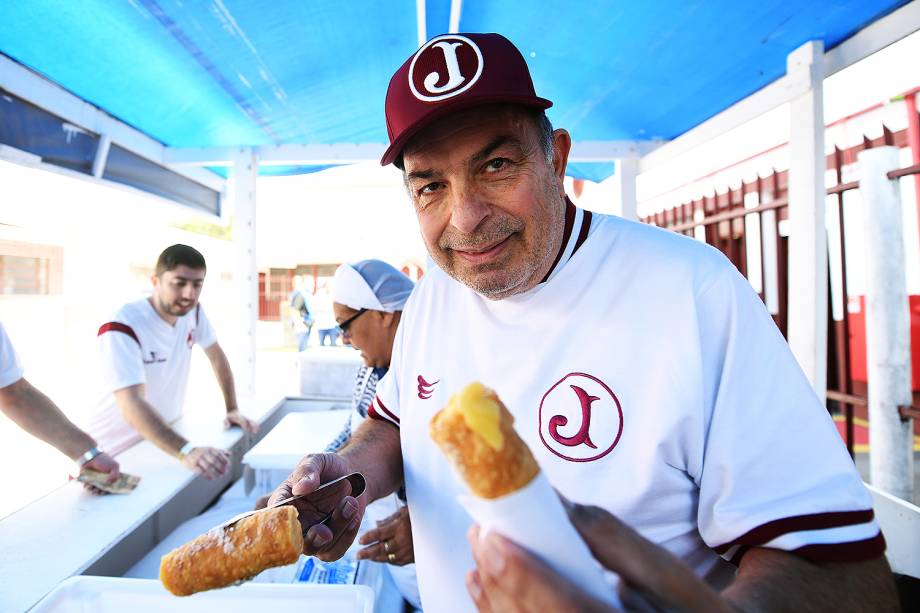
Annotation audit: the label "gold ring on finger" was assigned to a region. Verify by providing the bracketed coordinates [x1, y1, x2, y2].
[388, 552, 396, 563]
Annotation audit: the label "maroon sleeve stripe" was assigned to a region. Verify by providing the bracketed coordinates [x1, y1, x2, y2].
[366, 403, 385, 421]
[367, 402, 400, 427]
[373, 395, 400, 424]
[713, 509, 876, 554]
[97, 322, 140, 345]
[791, 532, 886, 563]
[727, 532, 886, 566]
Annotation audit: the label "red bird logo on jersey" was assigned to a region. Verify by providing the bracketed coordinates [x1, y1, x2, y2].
[417, 375, 439, 399]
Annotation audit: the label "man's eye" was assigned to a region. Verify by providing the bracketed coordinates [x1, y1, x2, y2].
[419, 182, 441, 195]
[485, 158, 508, 172]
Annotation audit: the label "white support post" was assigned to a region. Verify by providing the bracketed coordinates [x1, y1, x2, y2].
[613, 158, 638, 220]
[859, 146, 914, 503]
[92, 134, 111, 179]
[785, 41, 828, 401]
[231, 148, 258, 399]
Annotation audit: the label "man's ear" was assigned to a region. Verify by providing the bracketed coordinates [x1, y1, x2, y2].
[150, 274, 159, 288]
[551, 129, 572, 192]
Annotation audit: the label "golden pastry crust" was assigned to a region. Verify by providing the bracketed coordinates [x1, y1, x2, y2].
[430, 383, 539, 499]
[159, 505, 303, 596]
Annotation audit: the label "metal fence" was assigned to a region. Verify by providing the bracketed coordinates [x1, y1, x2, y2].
[642, 127, 920, 455]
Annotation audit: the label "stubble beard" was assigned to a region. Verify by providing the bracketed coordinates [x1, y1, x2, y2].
[157, 295, 195, 317]
[434, 200, 563, 301]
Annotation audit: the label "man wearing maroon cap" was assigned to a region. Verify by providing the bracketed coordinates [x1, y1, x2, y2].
[272, 34, 895, 611]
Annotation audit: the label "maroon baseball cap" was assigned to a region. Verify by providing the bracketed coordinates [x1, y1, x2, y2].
[381, 33, 553, 166]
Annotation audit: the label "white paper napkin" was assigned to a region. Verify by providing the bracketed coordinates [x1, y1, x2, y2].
[459, 471, 621, 608]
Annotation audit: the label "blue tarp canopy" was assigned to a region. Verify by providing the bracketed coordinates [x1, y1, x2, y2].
[0, 0, 909, 186]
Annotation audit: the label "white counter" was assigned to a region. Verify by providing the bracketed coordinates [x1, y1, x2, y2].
[0, 396, 343, 612]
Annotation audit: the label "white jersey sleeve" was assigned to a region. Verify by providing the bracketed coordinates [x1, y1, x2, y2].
[694, 265, 883, 564]
[0, 321, 24, 389]
[193, 304, 218, 349]
[367, 314, 404, 428]
[369, 370, 400, 427]
[97, 321, 146, 393]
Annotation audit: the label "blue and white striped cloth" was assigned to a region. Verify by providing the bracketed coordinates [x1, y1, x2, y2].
[325, 365, 386, 453]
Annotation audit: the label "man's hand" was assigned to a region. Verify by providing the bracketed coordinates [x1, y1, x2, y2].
[80, 452, 121, 495]
[268, 453, 366, 562]
[466, 524, 615, 613]
[181, 446, 230, 479]
[224, 409, 258, 434]
[567, 503, 731, 612]
[357, 506, 414, 566]
[466, 503, 731, 613]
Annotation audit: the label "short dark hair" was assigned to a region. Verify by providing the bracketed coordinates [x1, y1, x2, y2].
[532, 109, 554, 163]
[394, 107, 554, 171]
[155, 244, 206, 276]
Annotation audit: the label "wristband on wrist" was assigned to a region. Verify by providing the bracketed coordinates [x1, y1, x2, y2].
[77, 446, 103, 469]
[177, 442, 196, 460]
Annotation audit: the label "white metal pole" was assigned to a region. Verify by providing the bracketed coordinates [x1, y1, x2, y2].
[786, 40, 828, 401]
[859, 146, 914, 502]
[92, 134, 111, 179]
[613, 158, 638, 221]
[231, 148, 258, 399]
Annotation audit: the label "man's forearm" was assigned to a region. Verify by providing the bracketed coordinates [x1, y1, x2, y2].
[115, 390, 186, 455]
[338, 418, 403, 502]
[205, 344, 238, 411]
[0, 378, 96, 460]
[723, 548, 898, 612]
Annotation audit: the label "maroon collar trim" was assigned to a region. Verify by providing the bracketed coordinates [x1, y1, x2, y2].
[540, 196, 593, 283]
[573, 209, 593, 253]
[540, 197, 577, 284]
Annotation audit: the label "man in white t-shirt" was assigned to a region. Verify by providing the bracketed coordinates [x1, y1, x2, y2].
[84, 244, 258, 479]
[0, 321, 120, 493]
[270, 34, 896, 611]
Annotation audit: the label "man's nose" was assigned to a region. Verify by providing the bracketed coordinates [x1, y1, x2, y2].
[449, 185, 490, 234]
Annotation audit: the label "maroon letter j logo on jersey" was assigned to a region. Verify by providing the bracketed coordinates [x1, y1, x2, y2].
[539, 373, 623, 463]
[549, 385, 599, 449]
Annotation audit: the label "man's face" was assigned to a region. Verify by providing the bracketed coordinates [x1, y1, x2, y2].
[152, 265, 206, 317]
[402, 105, 570, 300]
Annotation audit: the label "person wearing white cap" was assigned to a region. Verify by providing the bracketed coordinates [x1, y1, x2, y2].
[327, 259, 420, 610]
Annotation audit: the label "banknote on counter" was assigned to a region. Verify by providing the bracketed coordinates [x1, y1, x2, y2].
[76, 469, 141, 494]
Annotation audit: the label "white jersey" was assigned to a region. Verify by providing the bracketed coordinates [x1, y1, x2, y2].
[83, 298, 217, 455]
[0, 321, 24, 389]
[370, 202, 883, 612]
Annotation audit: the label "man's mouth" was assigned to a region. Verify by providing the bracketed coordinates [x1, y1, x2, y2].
[452, 235, 512, 265]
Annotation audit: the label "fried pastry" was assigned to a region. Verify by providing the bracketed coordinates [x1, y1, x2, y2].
[159, 505, 303, 596]
[430, 382, 539, 499]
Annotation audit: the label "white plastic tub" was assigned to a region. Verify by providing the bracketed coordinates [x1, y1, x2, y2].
[32, 576, 374, 613]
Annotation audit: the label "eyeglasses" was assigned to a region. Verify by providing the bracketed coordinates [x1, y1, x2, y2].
[337, 308, 368, 336]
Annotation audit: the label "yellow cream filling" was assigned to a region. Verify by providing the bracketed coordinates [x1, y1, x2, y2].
[448, 382, 504, 450]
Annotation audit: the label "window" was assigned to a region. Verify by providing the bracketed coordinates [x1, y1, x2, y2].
[0, 240, 63, 295]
